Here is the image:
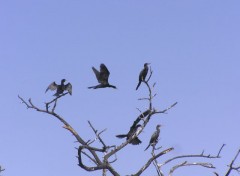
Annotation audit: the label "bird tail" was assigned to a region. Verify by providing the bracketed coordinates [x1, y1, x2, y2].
[144, 144, 150, 151]
[88, 86, 95, 89]
[130, 137, 142, 145]
[136, 82, 141, 90]
[116, 134, 127, 138]
[53, 93, 60, 96]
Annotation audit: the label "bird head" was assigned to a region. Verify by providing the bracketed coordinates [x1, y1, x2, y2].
[144, 63, 150, 67]
[61, 79, 66, 83]
[156, 124, 162, 130]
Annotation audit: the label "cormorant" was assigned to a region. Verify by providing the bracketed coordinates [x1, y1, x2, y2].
[88, 63, 117, 89]
[136, 63, 150, 90]
[116, 124, 142, 145]
[144, 124, 161, 151]
[45, 79, 72, 96]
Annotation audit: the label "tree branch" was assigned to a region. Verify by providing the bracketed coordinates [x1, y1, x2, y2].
[169, 161, 215, 176]
[225, 148, 240, 176]
[45, 92, 69, 112]
[161, 144, 224, 167]
[131, 147, 174, 176]
[18, 95, 103, 168]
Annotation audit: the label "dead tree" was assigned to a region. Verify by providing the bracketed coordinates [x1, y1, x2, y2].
[18, 68, 240, 176]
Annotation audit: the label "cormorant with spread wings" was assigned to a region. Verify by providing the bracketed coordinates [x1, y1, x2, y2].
[88, 63, 117, 89]
[45, 79, 72, 96]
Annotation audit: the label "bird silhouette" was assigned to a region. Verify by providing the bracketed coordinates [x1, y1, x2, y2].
[88, 63, 117, 89]
[136, 63, 150, 90]
[45, 79, 72, 96]
[145, 124, 161, 151]
[116, 124, 142, 145]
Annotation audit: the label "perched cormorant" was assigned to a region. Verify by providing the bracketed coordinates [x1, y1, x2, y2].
[136, 63, 150, 90]
[144, 124, 161, 151]
[116, 124, 142, 145]
[45, 79, 72, 96]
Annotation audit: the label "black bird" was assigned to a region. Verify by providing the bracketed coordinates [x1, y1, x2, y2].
[145, 124, 161, 151]
[45, 79, 72, 96]
[136, 63, 150, 90]
[116, 124, 142, 145]
[88, 63, 117, 89]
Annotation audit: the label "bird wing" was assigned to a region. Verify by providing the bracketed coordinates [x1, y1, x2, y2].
[150, 130, 160, 144]
[99, 64, 110, 84]
[45, 82, 58, 93]
[139, 67, 149, 81]
[92, 67, 101, 83]
[65, 83, 72, 95]
[116, 134, 127, 138]
[130, 137, 142, 145]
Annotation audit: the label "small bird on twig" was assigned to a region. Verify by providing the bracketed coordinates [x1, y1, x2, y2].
[116, 124, 142, 145]
[145, 124, 161, 151]
[136, 63, 150, 90]
[88, 63, 117, 89]
[45, 79, 72, 96]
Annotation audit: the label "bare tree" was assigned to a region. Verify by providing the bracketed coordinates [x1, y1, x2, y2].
[18, 68, 240, 176]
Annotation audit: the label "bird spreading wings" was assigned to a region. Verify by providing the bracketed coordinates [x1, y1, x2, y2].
[88, 63, 117, 89]
[45, 79, 72, 96]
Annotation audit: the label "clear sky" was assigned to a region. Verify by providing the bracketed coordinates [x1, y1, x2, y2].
[1, 0, 240, 175]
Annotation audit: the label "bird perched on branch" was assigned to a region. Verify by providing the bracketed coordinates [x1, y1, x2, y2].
[88, 63, 117, 89]
[116, 124, 142, 145]
[45, 79, 72, 96]
[145, 124, 161, 151]
[136, 63, 150, 90]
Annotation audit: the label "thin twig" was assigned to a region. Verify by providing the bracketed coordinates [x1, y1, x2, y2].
[45, 92, 69, 111]
[154, 102, 178, 114]
[169, 161, 215, 176]
[88, 121, 108, 151]
[225, 148, 240, 176]
[131, 147, 174, 176]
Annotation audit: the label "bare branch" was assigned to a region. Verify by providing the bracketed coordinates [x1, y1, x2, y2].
[88, 121, 108, 151]
[169, 161, 215, 176]
[52, 99, 58, 112]
[162, 145, 224, 167]
[45, 92, 69, 110]
[18, 95, 103, 166]
[78, 146, 106, 171]
[152, 150, 163, 176]
[154, 102, 178, 114]
[217, 144, 226, 157]
[75, 146, 98, 165]
[225, 148, 240, 176]
[131, 147, 174, 176]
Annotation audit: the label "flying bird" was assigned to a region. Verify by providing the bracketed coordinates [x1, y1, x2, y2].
[116, 124, 142, 145]
[144, 124, 161, 151]
[136, 63, 150, 90]
[88, 63, 117, 89]
[45, 79, 72, 96]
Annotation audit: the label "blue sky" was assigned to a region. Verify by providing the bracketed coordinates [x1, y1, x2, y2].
[1, 0, 240, 175]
